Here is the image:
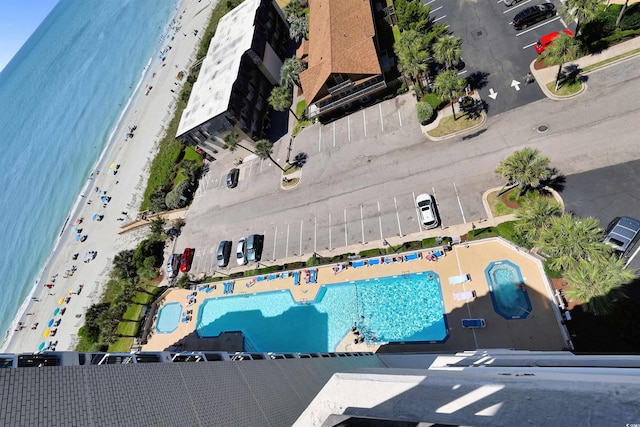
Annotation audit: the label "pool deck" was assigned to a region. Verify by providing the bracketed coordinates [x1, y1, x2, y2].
[143, 238, 569, 353]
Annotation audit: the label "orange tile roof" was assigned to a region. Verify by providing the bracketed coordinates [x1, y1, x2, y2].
[300, 0, 382, 104]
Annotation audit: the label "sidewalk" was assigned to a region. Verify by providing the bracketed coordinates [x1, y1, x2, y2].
[531, 35, 640, 98]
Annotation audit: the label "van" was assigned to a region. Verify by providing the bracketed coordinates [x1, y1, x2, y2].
[246, 234, 263, 262]
[217, 240, 232, 267]
[603, 216, 640, 257]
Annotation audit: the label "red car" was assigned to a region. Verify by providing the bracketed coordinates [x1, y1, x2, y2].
[180, 248, 194, 273]
[535, 29, 574, 54]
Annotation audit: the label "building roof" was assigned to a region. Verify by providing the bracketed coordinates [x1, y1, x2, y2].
[176, 0, 261, 137]
[300, 0, 382, 105]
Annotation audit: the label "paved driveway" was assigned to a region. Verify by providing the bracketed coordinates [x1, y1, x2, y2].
[427, 0, 573, 115]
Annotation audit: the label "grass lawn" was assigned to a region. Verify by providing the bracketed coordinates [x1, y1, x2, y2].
[123, 303, 144, 321]
[116, 321, 139, 337]
[467, 226, 499, 241]
[427, 114, 483, 138]
[487, 189, 516, 216]
[546, 79, 582, 96]
[108, 337, 134, 353]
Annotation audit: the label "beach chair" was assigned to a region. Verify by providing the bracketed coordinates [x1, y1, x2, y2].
[462, 318, 486, 328]
[403, 252, 421, 262]
[448, 274, 470, 285]
[226, 282, 234, 294]
[256, 276, 265, 282]
[432, 250, 445, 259]
[351, 260, 366, 268]
[279, 272, 290, 279]
[268, 274, 277, 281]
[308, 269, 318, 284]
[368, 258, 380, 266]
[293, 271, 300, 286]
[453, 290, 476, 301]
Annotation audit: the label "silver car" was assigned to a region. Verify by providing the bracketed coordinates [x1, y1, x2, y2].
[236, 238, 247, 266]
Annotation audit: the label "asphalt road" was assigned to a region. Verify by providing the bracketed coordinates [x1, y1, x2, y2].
[426, 0, 574, 115]
[176, 52, 640, 277]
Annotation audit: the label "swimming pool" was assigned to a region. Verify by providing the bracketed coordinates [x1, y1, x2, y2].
[196, 272, 447, 353]
[156, 302, 182, 333]
[485, 260, 532, 319]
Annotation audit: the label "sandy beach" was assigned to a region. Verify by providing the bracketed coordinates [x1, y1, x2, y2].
[1, 0, 217, 354]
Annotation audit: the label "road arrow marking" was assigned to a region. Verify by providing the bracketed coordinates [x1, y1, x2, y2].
[511, 80, 521, 91]
[488, 88, 498, 99]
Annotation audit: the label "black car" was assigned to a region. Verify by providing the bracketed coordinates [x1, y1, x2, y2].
[512, 3, 555, 30]
[226, 168, 239, 188]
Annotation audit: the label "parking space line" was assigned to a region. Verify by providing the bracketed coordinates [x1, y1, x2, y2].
[333, 122, 336, 147]
[329, 213, 332, 251]
[515, 16, 561, 36]
[398, 109, 402, 127]
[314, 216, 317, 253]
[432, 186, 444, 230]
[360, 205, 365, 245]
[431, 6, 443, 12]
[434, 15, 447, 22]
[457, 70, 467, 76]
[363, 109, 367, 137]
[377, 201, 383, 241]
[318, 126, 322, 152]
[259, 158, 264, 173]
[299, 220, 303, 256]
[453, 182, 466, 223]
[426, 0, 437, 4]
[503, 0, 532, 13]
[285, 223, 290, 258]
[522, 42, 537, 49]
[413, 191, 422, 233]
[394, 197, 403, 237]
[626, 245, 640, 268]
[344, 209, 348, 247]
[218, 171, 225, 189]
[249, 160, 254, 177]
[379, 104, 384, 132]
[348, 116, 351, 142]
[272, 226, 277, 261]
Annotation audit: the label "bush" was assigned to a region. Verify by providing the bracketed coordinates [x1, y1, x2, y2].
[416, 102, 434, 125]
[544, 258, 563, 279]
[359, 248, 383, 257]
[422, 92, 444, 110]
[165, 179, 192, 210]
[620, 4, 640, 31]
[397, 82, 408, 95]
[467, 226, 498, 241]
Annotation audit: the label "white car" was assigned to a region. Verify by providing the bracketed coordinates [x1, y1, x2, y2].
[236, 238, 247, 266]
[416, 193, 439, 229]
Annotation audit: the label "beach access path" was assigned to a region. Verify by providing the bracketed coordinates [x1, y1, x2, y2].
[1, 0, 217, 354]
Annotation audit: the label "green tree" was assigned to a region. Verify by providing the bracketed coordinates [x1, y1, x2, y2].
[394, 30, 429, 84]
[149, 217, 165, 237]
[269, 85, 299, 119]
[289, 15, 308, 42]
[180, 159, 200, 180]
[165, 179, 192, 210]
[133, 239, 165, 272]
[537, 214, 611, 271]
[284, 0, 305, 20]
[433, 70, 466, 120]
[560, 0, 601, 36]
[432, 35, 462, 70]
[280, 57, 306, 89]
[515, 195, 563, 243]
[112, 250, 137, 280]
[540, 33, 579, 91]
[395, 0, 432, 32]
[255, 139, 286, 172]
[565, 255, 636, 316]
[223, 131, 255, 154]
[416, 102, 434, 124]
[84, 302, 111, 342]
[149, 188, 168, 212]
[494, 147, 553, 197]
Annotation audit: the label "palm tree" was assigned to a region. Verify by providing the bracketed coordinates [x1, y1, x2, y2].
[515, 194, 563, 240]
[616, 0, 630, 28]
[560, 0, 601, 36]
[433, 70, 467, 120]
[284, 0, 304, 21]
[289, 15, 308, 42]
[564, 255, 636, 316]
[394, 30, 429, 85]
[540, 33, 579, 91]
[280, 57, 306, 89]
[223, 131, 255, 154]
[268, 85, 299, 119]
[537, 214, 611, 271]
[494, 147, 553, 197]
[432, 36, 462, 70]
[255, 139, 286, 172]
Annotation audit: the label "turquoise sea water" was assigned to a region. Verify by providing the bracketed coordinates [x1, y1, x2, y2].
[0, 0, 179, 344]
[196, 272, 448, 353]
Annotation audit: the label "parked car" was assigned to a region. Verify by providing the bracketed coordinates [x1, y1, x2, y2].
[535, 29, 574, 54]
[166, 253, 179, 278]
[512, 3, 555, 30]
[179, 248, 194, 273]
[217, 240, 232, 268]
[603, 216, 640, 258]
[416, 193, 439, 229]
[226, 168, 239, 188]
[236, 238, 247, 266]
[246, 234, 264, 262]
[503, 0, 524, 6]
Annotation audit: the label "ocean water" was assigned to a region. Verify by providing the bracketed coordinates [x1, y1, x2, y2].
[0, 0, 180, 344]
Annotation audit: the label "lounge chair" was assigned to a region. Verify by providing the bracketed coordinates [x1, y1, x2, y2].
[198, 286, 206, 291]
[267, 274, 277, 281]
[351, 260, 366, 268]
[453, 290, 476, 301]
[308, 268, 318, 284]
[205, 287, 213, 293]
[256, 276, 265, 282]
[462, 318, 486, 328]
[403, 252, 421, 262]
[433, 250, 445, 258]
[448, 274, 470, 285]
[293, 271, 300, 286]
[279, 272, 290, 279]
[368, 258, 380, 266]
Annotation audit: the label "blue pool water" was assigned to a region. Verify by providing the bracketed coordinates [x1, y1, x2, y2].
[196, 272, 447, 353]
[485, 260, 532, 319]
[156, 302, 183, 333]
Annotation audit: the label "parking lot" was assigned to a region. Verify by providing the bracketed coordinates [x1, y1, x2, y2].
[426, 0, 573, 115]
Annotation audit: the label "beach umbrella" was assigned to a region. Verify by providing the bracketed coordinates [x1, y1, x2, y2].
[58, 297, 65, 305]
[53, 308, 59, 316]
[75, 234, 81, 242]
[38, 342, 45, 351]
[43, 329, 51, 338]
[47, 319, 55, 328]
[110, 163, 116, 169]
[101, 195, 107, 202]
[92, 213, 99, 221]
